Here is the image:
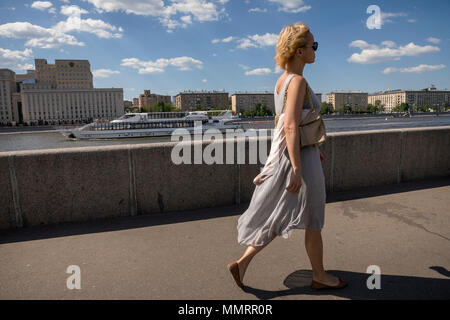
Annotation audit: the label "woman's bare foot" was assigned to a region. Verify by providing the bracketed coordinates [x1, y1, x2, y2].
[313, 272, 340, 286]
[236, 260, 248, 283]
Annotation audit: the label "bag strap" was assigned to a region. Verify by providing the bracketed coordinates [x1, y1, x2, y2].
[280, 77, 314, 115]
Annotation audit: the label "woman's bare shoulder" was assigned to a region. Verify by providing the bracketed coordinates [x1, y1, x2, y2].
[287, 75, 307, 94]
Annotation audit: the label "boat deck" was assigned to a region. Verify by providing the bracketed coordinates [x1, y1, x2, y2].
[89, 119, 209, 131]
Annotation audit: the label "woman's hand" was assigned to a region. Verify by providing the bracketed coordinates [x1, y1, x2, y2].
[286, 167, 302, 194]
[319, 150, 326, 163]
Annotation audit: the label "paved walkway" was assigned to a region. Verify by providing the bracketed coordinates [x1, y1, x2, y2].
[1, 177, 449, 300]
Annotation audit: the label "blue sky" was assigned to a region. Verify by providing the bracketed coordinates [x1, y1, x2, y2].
[0, 0, 449, 101]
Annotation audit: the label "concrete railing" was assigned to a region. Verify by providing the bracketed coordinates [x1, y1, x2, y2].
[1, 126, 449, 229]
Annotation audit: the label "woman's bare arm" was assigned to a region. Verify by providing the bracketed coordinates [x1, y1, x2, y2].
[283, 75, 306, 174]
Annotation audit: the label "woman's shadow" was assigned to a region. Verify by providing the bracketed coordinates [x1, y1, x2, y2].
[240, 266, 450, 300]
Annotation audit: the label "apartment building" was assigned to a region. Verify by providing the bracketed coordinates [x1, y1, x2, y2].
[0, 69, 16, 125]
[174, 91, 229, 111]
[231, 92, 275, 113]
[368, 86, 450, 112]
[138, 89, 172, 109]
[325, 91, 368, 111]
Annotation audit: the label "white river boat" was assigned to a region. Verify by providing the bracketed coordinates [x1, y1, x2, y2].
[59, 110, 242, 139]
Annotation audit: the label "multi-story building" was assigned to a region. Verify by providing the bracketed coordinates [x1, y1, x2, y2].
[34, 58, 93, 89]
[138, 89, 172, 109]
[15, 70, 36, 83]
[174, 91, 229, 111]
[368, 86, 450, 112]
[124, 100, 133, 109]
[1, 59, 124, 126]
[20, 86, 123, 124]
[325, 91, 368, 111]
[231, 92, 275, 113]
[0, 69, 16, 125]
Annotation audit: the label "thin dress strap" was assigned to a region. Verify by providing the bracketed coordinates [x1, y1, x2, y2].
[280, 77, 310, 114]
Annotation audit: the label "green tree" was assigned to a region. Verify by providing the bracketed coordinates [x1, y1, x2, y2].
[320, 102, 333, 114]
[398, 102, 410, 112]
[342, 103, 352, 114]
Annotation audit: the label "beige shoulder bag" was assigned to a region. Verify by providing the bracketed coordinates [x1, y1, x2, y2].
[274, 80, 326, 148]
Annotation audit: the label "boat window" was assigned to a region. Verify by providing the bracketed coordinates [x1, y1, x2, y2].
[118, 114, 135, 120]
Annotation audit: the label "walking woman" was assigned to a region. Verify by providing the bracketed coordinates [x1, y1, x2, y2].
[227, 22, 347, 290]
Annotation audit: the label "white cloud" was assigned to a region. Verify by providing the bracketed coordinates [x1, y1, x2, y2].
[245, 68, 273, 75]
[382, 64, 446, 74]
[121, 56, 203, 74]
[31, 1, 53, 11]
[213, 32, 277, 50]
[236, 33, 277, 49]
[56, 5, 122, 39]
[0, 4, 123, 48]
[92, 69, 120, 78]
[60, 5, 89, 16]
[53, 17, 123, 39]
[212, 36, 235, 44]
[381, 41, 396, 48]
[267, 0, 311, 13]
[83, 0, 228, 33]
[380, 11, 407, 25]
[202, 78, 207, 83]
[426, 37, 441, 44]
[249, 8, 267, 13]
[180, 15, 192, 25]
[348, 40, 440, 64]
[0, 47, 34, 71]
[0, 22, 84, 48]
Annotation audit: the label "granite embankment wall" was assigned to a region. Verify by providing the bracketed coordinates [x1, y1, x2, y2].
[1, 126, 449, 229]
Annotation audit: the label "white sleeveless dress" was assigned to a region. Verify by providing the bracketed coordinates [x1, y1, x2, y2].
[237, 73, 326, 246]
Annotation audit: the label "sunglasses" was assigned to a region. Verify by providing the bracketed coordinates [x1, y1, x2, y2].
[301, 41, 318, 51]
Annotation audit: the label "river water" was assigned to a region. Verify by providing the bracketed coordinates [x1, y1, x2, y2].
[1, 114, 449, 153]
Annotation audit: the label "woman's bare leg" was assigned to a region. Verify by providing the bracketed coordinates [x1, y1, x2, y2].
[235, 235, 275, 282]
[304, 229, 340, 285]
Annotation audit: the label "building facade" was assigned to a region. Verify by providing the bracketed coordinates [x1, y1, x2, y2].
[138, 89, 172, 109]
[368, 87, 450, 112]
[20, 86, 123, 124]
[34, 59, 93, 89]
[231, 92, 275, 113]
[0, 69, 16, 125]
[174, 91, 229, 111]
[1, 58, 124, 126]
[326, 91, 368, 111]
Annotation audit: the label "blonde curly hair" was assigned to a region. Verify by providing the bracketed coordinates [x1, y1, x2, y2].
[274, 22, 312, 70]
